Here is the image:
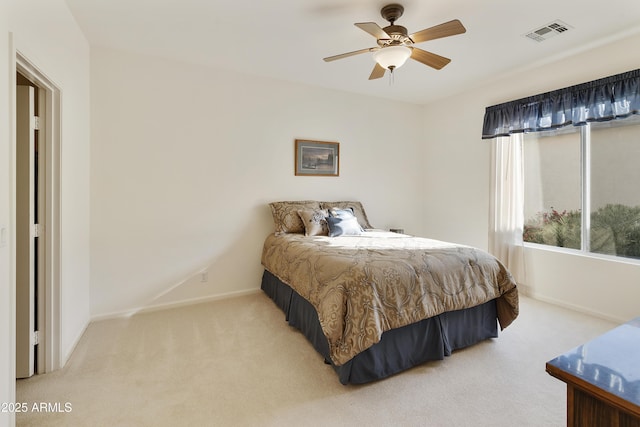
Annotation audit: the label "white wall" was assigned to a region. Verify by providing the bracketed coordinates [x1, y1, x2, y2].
[1, 1, 14, 425]
[1, 2, 91, 425]
[90, 47, 425, 318]
[422, 31, 640, 322]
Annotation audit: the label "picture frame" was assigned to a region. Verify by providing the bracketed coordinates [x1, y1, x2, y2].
[295, 139, 340, 176]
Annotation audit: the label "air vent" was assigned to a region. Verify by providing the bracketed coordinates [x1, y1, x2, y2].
[524, 20, 572, 42]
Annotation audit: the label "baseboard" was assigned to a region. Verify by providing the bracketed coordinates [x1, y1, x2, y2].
[515, 282, 623, 324]
[60, 319, 90, 370]
[524, 290, 625, 324]
[91, 289, 261, 322]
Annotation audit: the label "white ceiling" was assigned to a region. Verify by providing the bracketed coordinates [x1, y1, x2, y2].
[64, 0, 640, 105]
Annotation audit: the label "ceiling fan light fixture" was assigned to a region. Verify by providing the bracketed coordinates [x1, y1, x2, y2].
[323, 6, 465, 80]
[373, 45, 411, 71]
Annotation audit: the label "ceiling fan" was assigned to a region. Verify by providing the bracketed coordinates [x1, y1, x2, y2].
[323, 3, 466, 80]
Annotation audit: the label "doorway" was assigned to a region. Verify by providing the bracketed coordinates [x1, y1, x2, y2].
[15, 54, 62, 377]
[16, 78, 39, 378]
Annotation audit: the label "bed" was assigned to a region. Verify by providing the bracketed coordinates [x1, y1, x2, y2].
[261, 200, 519, 385]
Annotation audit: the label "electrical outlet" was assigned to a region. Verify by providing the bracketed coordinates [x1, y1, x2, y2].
[200, 271, 208, 283]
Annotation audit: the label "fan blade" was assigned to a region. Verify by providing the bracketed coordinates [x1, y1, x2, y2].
[409, 19, 466, 44]
[323, 47, 374, 62]
[368, 63, 386, 80]
[410, 48, 451, 70]
[355, 22, 390, 40]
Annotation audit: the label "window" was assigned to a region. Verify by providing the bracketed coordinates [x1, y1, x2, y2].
[523, 115, 640, 260]
[483, 68, 640, 272]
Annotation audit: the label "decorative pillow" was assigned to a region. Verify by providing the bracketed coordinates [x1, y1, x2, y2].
[329, 207, 364, 230]
[269, 201, 321, 234]
[320, 201, 373, 229]
[297, 209, 329, 236]
[327, 215, 363, 237]
[329, 207, 353, 217]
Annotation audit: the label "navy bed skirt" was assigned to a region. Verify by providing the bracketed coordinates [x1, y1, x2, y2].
[261, 270, 498, 385]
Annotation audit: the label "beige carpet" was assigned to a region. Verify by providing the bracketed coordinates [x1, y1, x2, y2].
[16, 292, 617, 427]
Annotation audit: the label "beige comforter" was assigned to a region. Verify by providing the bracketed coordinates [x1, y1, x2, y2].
[261, 231, 519, 366]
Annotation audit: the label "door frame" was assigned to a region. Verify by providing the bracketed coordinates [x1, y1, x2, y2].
[13, 50, 62, 374]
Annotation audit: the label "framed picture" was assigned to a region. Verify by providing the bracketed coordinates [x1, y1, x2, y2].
[295, 139, 340, 176]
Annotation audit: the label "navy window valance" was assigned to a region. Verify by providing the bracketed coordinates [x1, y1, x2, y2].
[482, 69, 640, 139]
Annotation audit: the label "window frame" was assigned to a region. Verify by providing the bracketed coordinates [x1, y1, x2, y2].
[523, 118, 640, 265]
